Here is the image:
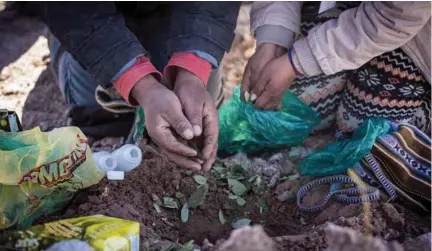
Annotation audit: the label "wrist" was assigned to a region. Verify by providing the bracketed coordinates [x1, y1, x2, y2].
[113, 56, 162, 105]
[130, 75, 163, 106]
[287, 48, 303, 77]
[164, 52, 212, 89]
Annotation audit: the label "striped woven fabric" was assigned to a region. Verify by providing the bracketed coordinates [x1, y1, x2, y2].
[370, 124, 431, 211]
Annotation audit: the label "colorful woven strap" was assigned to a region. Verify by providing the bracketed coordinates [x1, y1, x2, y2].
[297, 175, 380, 213]
[363, 153, 398, 200]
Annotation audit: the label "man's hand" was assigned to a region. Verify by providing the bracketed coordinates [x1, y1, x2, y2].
[173, 68, 219, 171]
[250, 53, 297, 110]
[131, 74, 203, 170]
[241, 43, 286, 102]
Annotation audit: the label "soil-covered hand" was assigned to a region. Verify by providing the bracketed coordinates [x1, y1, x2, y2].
[173, 68, 219, 171]
[241, 43, 286, 103]
[131, 74, 202, 170]
[251, 53, 297, 111]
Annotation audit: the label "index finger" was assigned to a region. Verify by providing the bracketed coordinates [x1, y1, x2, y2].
[201, 97, 219, 160]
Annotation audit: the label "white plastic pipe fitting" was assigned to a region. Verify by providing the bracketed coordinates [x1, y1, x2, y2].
[92, 151, 118, 172]
[112, 144, 142, 172]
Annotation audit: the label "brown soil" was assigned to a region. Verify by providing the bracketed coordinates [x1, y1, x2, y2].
[37, 143, 430, 250]
[1, 3, 431, 251]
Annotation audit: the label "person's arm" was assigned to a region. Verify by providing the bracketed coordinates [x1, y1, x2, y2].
[241, 2, 302, 102]
[163, 2, 241, 87]
[251, 1, 303, 49]
[292, 1, 432, 76]
[162, 2, 241, 171]
[33, 2, 208, 171]
[33, 2, 162, 93]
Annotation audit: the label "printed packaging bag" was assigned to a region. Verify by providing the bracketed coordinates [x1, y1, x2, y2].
[0, 215, 140, 251]
[0, 126, 105, 229]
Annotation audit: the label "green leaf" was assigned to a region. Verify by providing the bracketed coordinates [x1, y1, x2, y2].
[193, 175, 207, 185]
[228, 179, 247, 196]
[280, 173, 300, 181]
[160, 243, 175, 251]
[152, 193, 162, 205]
[188, 184, 209, 208]
[213, 166, 227, 174]
[218, 210, 226, 225]
[223, 203, 233, 210]
[231, 218, 251, 229]
[228, 194, 239, 200]
[163, 196, 179, 209]
[236, 197, 246, 206]
[258, 198, 267, 214]
[231, 164, 247, 174]
[153, 203, 162, 213]
[181, 203, 189, 223]
[178, 240, 195, 251]
[252, 178, 265, 195]
[175, 192, 185, 198]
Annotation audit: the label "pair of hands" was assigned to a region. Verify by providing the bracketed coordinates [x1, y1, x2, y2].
[241, 43, 297, 110]
[131, 68, 218, 171]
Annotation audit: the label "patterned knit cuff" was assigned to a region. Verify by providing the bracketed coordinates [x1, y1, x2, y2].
[113, 56, 162, 106]
[164, 52, 212, 89]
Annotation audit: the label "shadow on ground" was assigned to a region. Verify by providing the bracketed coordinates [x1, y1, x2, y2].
[0, 2, 46, 74]
[21, 68, 69, 131]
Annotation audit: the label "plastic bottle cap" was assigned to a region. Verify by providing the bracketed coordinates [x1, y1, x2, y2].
[107, 171, 124, 180]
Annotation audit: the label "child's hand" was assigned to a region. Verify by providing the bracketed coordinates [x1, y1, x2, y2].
[250, 53, 297, 111]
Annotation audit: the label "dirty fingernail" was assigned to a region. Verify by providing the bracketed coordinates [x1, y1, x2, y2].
[183, 129, 194, 139]
[193, 125, 202, 136]
[251, 93, 257, 102]
[244, 91, 250, 102]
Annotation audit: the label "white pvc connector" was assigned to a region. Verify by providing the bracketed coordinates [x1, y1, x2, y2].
[107, 170, 125, 180]
[112, 144, 142, 172]
[93, 151, 118, 172]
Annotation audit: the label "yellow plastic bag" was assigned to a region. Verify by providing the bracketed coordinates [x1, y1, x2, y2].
[0, 127, 104, 229]
[0, 215, 140, 251]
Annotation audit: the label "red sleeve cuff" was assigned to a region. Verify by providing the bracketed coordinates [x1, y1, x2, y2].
[113, 56, 162, 105]
[164, 52, 212, 89]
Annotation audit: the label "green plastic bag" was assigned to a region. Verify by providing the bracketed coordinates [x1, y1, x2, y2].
[129, 87, 320, 155]
[0, 127, 104, 229]
[218, 87, 320, 155]
[299, 118, 392, 176]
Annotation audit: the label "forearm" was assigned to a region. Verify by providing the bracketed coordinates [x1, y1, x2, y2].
[292, 1, 431, 76]
[251, 1, 302, 49]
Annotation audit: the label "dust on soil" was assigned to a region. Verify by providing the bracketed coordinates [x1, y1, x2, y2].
[1, 3, 431, 251]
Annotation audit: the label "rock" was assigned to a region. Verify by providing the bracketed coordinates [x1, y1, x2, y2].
[403, 233, 431, 251]
[268, 171, 281, 188]
[381, 203, 405, 230]
[268, 153, 285, 165]
[223, 152, 250, 169]
[216, 225, 275, 251]
[324, 223, 404, 251]
[315, 204, 362, 225]
[275, 179, 301, 202]
[281, 160, 294, 175]
[262, 164, 279, 177]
